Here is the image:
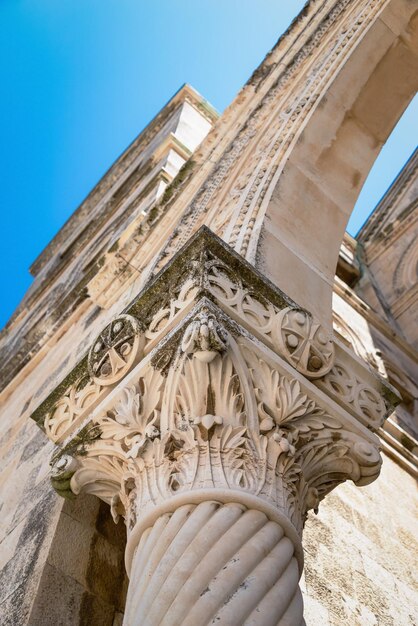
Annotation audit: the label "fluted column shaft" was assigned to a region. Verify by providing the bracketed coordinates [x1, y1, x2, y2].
[123, 500, 304, 626]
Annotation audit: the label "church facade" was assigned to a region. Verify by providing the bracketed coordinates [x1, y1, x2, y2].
[0, 1, 417, 624]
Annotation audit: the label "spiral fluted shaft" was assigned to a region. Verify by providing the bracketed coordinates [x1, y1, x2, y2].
[123, 501, 304, 626]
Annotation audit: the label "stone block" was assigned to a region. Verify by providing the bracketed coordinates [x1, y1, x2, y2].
[47, 512, 96, 587]
[28, 562, 116, 626]
[352, 39, 418, 142]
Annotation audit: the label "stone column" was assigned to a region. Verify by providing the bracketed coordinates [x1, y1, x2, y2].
[37, 229, 396, 626]
[124, 501, 303, 626]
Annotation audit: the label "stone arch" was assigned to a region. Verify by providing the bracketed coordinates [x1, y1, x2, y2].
[256, 0, 418, 326]
[393, 234, 418, 295]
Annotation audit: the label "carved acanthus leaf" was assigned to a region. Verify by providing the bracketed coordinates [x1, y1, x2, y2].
[99, 368, 163, 455]
[242, 347, 341, 437]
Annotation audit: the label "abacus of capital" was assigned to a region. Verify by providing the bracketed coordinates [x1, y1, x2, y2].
[32, 228, 397, 625]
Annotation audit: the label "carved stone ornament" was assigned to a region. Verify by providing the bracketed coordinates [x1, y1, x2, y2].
[317, 360, 387, 428]
[50, 453, 79, 499]
[31, 228, 397, 626]
[88, 314, 144, 385]
[180, 310, 228, 361]
[273, 307, 334, 378]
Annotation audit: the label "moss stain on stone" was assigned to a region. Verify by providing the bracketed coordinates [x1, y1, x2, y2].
[31, 226, 297, 429]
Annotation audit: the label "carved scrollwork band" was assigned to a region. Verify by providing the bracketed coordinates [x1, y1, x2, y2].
[39, 234, 391, 446]
[317, 362, 387, 428]
[273, 307, 334, 378]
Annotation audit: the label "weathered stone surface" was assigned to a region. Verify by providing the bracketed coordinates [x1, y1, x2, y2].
[32, 228, 404, 625]
[303, 456, 418, 625]
[0, 0, 417, 624]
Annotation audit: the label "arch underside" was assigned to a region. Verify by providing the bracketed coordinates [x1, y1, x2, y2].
[249, 0, 418, 324]
[93, 0, 418, 332]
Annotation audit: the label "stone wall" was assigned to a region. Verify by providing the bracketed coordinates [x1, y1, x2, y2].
[28, 496, 127, 626]
[302, 454, 418, 625]
[0, 397, 126, 625]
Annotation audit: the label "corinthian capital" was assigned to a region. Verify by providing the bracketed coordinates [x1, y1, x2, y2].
[33, 227, 397, 625]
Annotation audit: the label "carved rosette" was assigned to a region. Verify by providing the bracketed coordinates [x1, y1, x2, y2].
[42, 314, 144, 444]
[273, 307, 334, 378]
[88, 314, 144, 385]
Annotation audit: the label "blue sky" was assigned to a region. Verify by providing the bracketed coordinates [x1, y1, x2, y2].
[0, 0, 416, 329]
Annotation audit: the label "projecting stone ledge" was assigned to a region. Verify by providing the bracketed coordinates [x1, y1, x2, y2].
[31, 226, 399, 626]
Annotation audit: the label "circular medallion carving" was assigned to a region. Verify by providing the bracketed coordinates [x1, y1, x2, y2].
[273, 307, 334, 379]
[354, 385, 386, 427]
[88, 315, 144, 385]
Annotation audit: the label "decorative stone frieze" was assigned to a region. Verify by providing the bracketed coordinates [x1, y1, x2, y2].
[31, 227, 397, 625]
[149, 0, 393, 269]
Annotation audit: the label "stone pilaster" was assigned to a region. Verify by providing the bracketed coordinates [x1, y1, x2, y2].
[32, 227, 397, 625]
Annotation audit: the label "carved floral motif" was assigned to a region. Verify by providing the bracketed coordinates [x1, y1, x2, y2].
[317, 361, 387, 428]
[99, 367, 163, 458]
[272, 308, 334, 378]
[66, 309, 381, 536]
[180, 310, 228, 362]
[88, 314, 144, 385]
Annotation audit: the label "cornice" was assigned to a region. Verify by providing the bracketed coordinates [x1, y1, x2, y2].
[380, 418, 418, 478]
[30, 228, 397, 444]
[29, 84, 218, 279]
[358, 147, 418, 243]
[361, 199, 418, 263]
[391, 284, 418, 318]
